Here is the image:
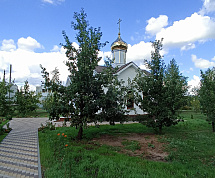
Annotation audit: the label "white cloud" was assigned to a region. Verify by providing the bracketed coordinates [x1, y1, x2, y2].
[0, 37, 70, 90]
[146, 15, 168, 36]
[17, 37, 42, 51]
[192, 54, 215, 69]
[126, 41, 168, 65]
[200, 0, 215, 14]
[0, 39, 16, 52]
[42, 0, 65, 5]
[98, 51, 112, 66]
[190, 67, 194, 71]
[181, 43, 195, 51]
[156, 13, 215, 49]
[127, 41, 152, 63]
[188, 75, 201, 94]
[51, 45, 60, 52]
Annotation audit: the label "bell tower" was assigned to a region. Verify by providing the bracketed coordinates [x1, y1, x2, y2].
[111, 19, 128, 67]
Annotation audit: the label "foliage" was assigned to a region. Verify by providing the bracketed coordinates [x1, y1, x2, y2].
[199, 67, 215, 132]
[39, 111, 215, 178]
[0, 118, 10, 141]
[134, 39, 188, 133]
[190, 96, 200, 112]
[15, 80, 41, 117]
[38, 121, 56, 132]
[41, 67, 71, 120]
[98, 59, 128, 125]
[61, 9, 109, 140]
[0, 79, 14, 117]
[164, 58, 188, 115]
[41, 9, 128, 140]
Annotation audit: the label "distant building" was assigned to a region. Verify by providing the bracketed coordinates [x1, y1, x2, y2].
[36, 85, 50, 107]
[5, 83, 18, 101]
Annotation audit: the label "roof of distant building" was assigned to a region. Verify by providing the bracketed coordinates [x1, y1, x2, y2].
[95, 62, 149, 75]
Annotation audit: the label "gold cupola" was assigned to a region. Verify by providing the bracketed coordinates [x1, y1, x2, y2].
[111, 19, 128, 66]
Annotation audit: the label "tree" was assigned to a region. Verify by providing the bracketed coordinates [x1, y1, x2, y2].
[199, 67, 215, 132]
[164, 58, 188, 116]
[0, 79, 14, 117]
[41, 66, 72, 120]
[98, 59, 128, 125]
[134, 39, 187, 133]
[61, 9, 108, 139]
[15, 81, 41, 117]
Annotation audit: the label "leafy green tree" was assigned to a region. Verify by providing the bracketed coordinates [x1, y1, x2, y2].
[134, 39, 187, 133]
[190, 96, 200, 112]
[41, 10, 128, 139]
[98, 59, 128, 125]
[199, 67, 215, 132]
[41, 66, 71, 120]
[0, 79, 14, 117]
[15, 81, 41, 117]
[164, 58, 188, 116]
[62, 9, 108, 139]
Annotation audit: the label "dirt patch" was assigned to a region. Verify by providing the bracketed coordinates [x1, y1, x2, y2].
[92, 133, 168, 162]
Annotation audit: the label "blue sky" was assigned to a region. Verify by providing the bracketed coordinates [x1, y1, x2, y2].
[1, 0, 215, 91]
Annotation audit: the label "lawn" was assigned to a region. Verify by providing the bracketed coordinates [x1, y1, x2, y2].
[13, 108, 49, 118]
[39, 111, 215, 178]
[0, 118, 10, 142]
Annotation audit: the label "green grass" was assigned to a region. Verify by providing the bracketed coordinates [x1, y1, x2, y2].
[39, 111, 215, 178]
[121, 140, 141, 151]
[0, 119, 10, 142]
[13, 108, 49, 118]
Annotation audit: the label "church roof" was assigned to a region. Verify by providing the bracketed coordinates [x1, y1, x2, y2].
[95, 62, 149, 75]
[111, 34, 128, 51]
[95, 66, 107, 73]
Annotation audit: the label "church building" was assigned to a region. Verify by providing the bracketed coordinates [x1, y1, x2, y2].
[94, 19, 148, 115]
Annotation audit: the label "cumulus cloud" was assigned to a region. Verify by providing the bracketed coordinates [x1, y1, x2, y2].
[0, 37, 70, 90]
[126, 41, 152, 63]
[200, 0, 215, 14]
[0, 37, 114, 90]
[192, 54, 215, 69]
[146, 15, 168, 36]
[17, 37, 43, 51]
[188, 75, 201, 94]
[0, 39, 16, 52]
[51, 45, 60, 52]
[126, 41, 168, 66]
[156, 13, 215, 49]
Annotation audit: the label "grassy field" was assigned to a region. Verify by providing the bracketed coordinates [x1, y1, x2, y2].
[39, 111, 215, 178]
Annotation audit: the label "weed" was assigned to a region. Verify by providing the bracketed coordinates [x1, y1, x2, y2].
[121, 140, 141, 152]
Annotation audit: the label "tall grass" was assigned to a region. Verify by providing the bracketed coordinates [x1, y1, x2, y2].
[39, 111, 215, 178]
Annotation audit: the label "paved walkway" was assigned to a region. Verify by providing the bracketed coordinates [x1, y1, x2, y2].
[0, 118, 48, 178]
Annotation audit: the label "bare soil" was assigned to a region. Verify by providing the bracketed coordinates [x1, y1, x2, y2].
[92, 133, 169, 162]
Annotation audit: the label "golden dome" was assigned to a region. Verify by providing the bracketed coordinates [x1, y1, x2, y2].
[111, 33, 128, 51]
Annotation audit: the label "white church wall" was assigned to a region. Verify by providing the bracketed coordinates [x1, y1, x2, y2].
[117, 64, 145, 115]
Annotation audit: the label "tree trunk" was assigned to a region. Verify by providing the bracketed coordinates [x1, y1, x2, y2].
[109, 120, 115, 125]
[158, 125, 162, 134]
[77, 126, 83, 140]
[212, 121, 215, 132]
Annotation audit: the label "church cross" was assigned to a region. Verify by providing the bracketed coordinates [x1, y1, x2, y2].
[117, 18, 122, 34]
